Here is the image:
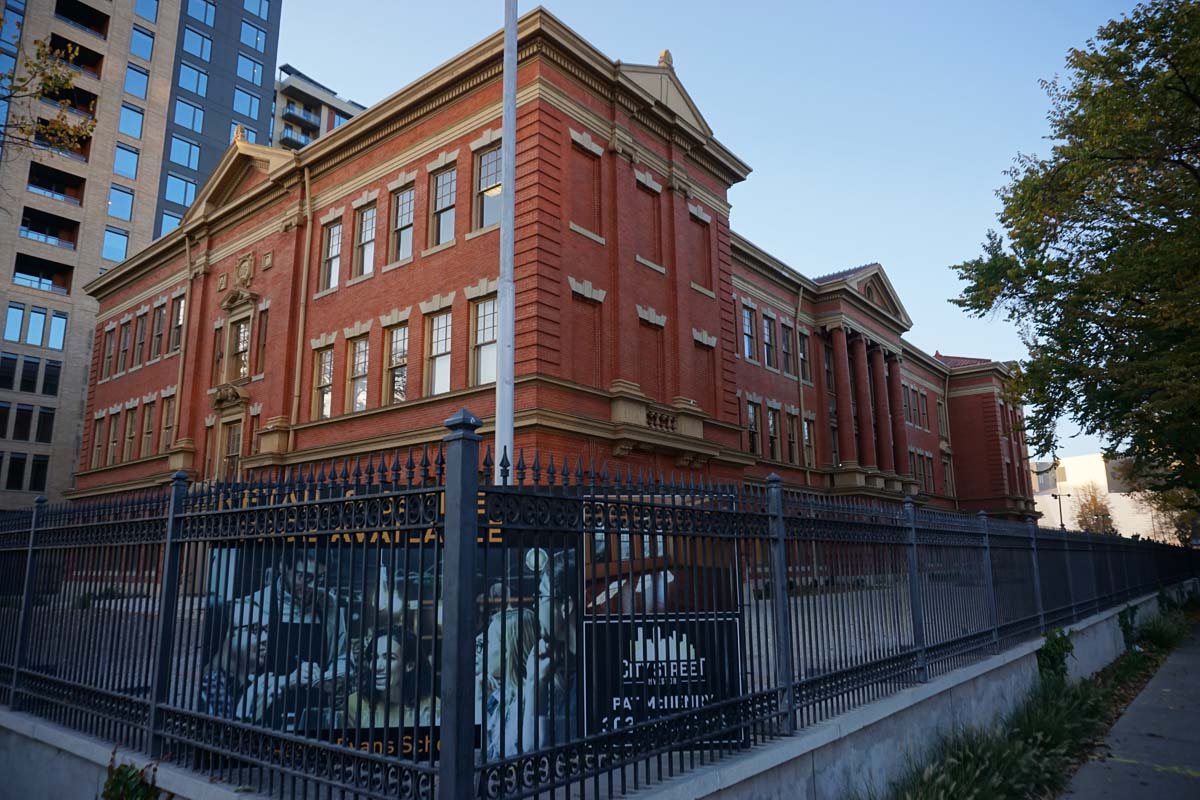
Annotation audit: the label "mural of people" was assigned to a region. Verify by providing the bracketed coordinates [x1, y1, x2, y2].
[346, 626, 436, 729]
[481, 607, 539, 759]
[198, 596, 270, 719]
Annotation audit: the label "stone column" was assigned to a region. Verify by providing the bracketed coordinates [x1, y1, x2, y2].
[887, 353, 910, 476]
[869, 346, 894, 473]
[850, 335, 877, 468]
[830, 326, 857, 465]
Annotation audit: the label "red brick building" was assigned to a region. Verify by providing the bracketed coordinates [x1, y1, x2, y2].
[74, 9, 1034, 517]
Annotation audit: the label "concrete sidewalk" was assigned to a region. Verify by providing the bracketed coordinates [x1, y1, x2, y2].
[1062, 624, 1200, 799]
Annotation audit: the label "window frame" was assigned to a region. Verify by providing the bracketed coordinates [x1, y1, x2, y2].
[390, 184, 415, 262]
[114, 143, 139, 178]
[471, 296, 497, 386]
[474, 144, 502, 229]
[132, 313, 147, 368]
[313, 346, 334, 419]
[767, 407, 781, 461]
[181, 25, 212, 61]
[346, 336, 369, 412]
[741, 307, 757, 361]
[239, 20, 267, 52]
[227, 315, 251, 381]
[781, 324, 795, 376]
[429, 166, 457, 247]
[160, 396, 175, 452]
[174, 98, 204, 133]
[141, 401, 155, 457]
[762, 315, 776, 369]
[352, 204, 376, 278]
[746, 401, 761, 456]
[427, 310, 452, 395]
[168, 297, 185, 353]
[124, 63, 149, 99]
[320, 220, 342, 291]
[233, 86, 260, 119]
[130, 26, 154, 61]
[384, 324, 409, 405]
[119, 104, 144, 139]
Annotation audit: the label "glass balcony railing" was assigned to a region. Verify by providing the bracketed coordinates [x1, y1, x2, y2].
[19, 227, 76, 250]
[27, 184, 81, 205]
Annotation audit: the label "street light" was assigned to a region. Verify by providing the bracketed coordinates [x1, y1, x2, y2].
[1051, 492, 1071, 530]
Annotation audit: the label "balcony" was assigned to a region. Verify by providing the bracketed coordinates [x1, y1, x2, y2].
[13, 254, 73, 296]
[19, 208, 79, 251]
[278, 126, 314, 149]
[27, 163, 84, 206]
[49, 33, 103, 79]
[34, 118, 91, 163]
[41, 84, 98, 119]
[282, 103, 321, 128]
[53, 0, 109, 39]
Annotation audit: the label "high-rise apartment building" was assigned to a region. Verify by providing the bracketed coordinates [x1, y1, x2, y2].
[271, 63, 363, 150]
[0, 0, 280, 507]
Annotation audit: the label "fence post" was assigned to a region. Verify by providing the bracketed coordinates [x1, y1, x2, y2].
[1063, 532, 1077, 622]
[440, 410, 482, 800]
[766, 475, 795, 734]
[146, 471, 189, 757]
[904, 497, 928, 682]
[977, 511, 999, 653]
[1027, 519, 1045, 633]
[9, 496, 45, 711]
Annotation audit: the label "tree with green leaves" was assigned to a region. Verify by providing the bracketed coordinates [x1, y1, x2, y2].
[952, 0, 1200, 508]
[0, 11, 95, 158]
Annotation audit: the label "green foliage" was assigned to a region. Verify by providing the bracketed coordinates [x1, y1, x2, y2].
[1037, 627, 1075, 681]
[1139, 610, 1190, 649]
[1118, 605, 1138, 649]
[100, 749, 159, 800]
[950, 0, 1200, 500]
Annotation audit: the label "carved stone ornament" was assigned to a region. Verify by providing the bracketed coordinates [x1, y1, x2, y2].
[217, 273, 227, 291]
[211, 383, 248, 410]
[236, 253, 255, 288]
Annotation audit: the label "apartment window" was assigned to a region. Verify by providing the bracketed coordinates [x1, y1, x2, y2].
[942, 457, 955, 496]
[746, 402, 760, 455]
[108, 185, 134, 220]
[798, 333, 811, 381]
[473, 297, 497, 385]
[130, 27, 154, 60]
[240, 21, 266, 51]
[132, 314, 147, 368]
[25, 308, 45, 346]
[182, 26, 211, 61]
[386, 325, 408, 404]
[36, 408, 54, 444]
[0, 353, 13, 388]
[937, 400, 947, 437]
[0, 402, 8, 436]
[823, 345, 834, 389]
[314, 347, 333, 419]
[103, 228, 128, 261]
[908, 449, 917, 479]
[135, 0, 158, 23]
[160, 396, 175, 452]
[42, 361, 60, 395]
[741, 307, 756, 360]
[48, 312, 66, 350]
[149, 306, 165, 358]
[122, 409, 137, 461]
[243, 0, 269, 19]
[114, 144, 139, 178]
[353, 205, 376, 278]
[236, 54, 263, 85]
[168, 297, 184, 352]
[391, 185, 414, 261]
[476, 145, 502, 228]
[160, 211, 181, 236]
[187, 0, 215, 25]
[124, 63, 149, 98]
[3, 304, 21, 342]
[6, 453, 24, 490]
[229, 317, 250, 380]
[762, 317, 776, 369]
[178, 63, 208, 96]
[141, 402, 155, 457]
[428, 311, 452, 395]
[100, 329, 114, 379]
[430, 167, 456, 246]
[91, 419, 104, 468]
[12, 405, 32, 440]
[320, 221, 342, 291]
[19, 358, 37, 392]
[233, 87, 259, 119]
[119, 104, 143, 138]
[117, 321, 131, 373]
[767, 408, 781, 461]
[254, 311, 268, 374]
[333, 111, 351, 128]
[210, 328, 223, 384]
[347, 337, 369, 412]
[919, 393, 929, 429]
[221, 421, 243, 479]
[786, 413, 799, 464]
[174, 98, 204, 132]
[169, 135, 200, 169]
[107, 416, 119, 465]
[165, 174, 197, 206]
[803, 418, 816, 467]
[781, 325, 795, 375]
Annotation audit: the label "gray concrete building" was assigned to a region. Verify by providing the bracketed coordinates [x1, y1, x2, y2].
[0, 0, 281, 507]
[271, 62, 362, 149]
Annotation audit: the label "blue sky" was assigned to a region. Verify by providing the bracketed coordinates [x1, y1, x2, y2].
[278, 0, 1134, 457]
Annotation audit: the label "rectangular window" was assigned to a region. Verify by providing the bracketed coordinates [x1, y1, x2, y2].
[908, 449, 917, 479]
[119, 104, 143, 138]
[786, 413, 799, 464]
[6, 453, 25, 490]
[124, 64, 149, 98]
[0, 352, 14, 389]
[114, 144, 139, 178]
[942, 457, 955, 496]
[798, 333, 810, 381]
[103, 227, 129, 261]
[122, 409, 137, 461]
[160, 396, 175, 452]
[236, 53, 263, 85]
[919, 393, 929, 429]
[210, 327, 223, 384]
[178, 62, 208, 97]
[221, 421, 243, 479]
[476, 145, 502, 228]
[25, 307, 45, 346]
[141, 401, 155, 457]
[428, 311, 452, 395]
[386, 325, 408, 404]
[150, 306, 165, 358]
[320, 222, 341, 290]
[132, 314, 147, 367]
[182, 26, 211, 61]
[108, 185, 134, 220]
[169, 135, 200, 169]
[107, 415, 119, 465]
[229, 318, 250, 380]
[166, 174, 197, 207]
[160, 211, 181, 236]
[347, 337, 368, 412]
[767, 408, 781, 461]
[187, 0, 215, 25]
[240, 20, 266, 51]
[473, 297, 497, 385]
[333, 111, 350, 128]
[4, 303, 22, 342]
[19, 357, 37, 392]
[353, 205, 375, 277]
[781, 325, 795, 375]
[803, 418, 816, 467]
[901, 384, 910, 421]
[254, 310, 268, 375]
[91, 418, 104, 468]
[431, 167, 456, 246]
[741, 307, 756, 360]
[233, 87, 259, 119]
[762, 317, 776, 369]
[174, 98, 204, 133]
[48, 312, 66, 350]
[41, 360, 60, 395]
[130, 26, 154, 60]
[244, 0, 269, 19]
[314, 347, 333, 419]
[746, 402, 760, 455]
[391, 186, 414, 261]
[169, 297, 185, 352]
[0, 402, 8, 436]
[824, 345, 834, 390]
[135, 0, 158, 23]
[937, 400, 947, 437]
[100, 329, 114, 379]
[117, 321, 131, 373]
[12, 404, 32, 440]
[35, 408, 54, 443]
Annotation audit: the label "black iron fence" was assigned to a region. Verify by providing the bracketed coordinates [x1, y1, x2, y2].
[0, 410, 1194, 799]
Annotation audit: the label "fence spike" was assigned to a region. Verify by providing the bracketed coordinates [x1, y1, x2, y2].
[516, 448, 526, 485]
[498, 447, 510, 486]
[531, 450, 542, 485]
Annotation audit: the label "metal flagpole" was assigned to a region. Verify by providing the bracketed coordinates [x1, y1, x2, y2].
[495, 0, 517, 480]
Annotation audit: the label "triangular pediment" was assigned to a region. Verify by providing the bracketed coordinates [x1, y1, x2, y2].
[617, 62, 712, 138]
[182, 136, 295, 226]
[845, 266, 912, 328]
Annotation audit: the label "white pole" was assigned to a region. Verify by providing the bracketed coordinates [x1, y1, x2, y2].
[495, 0, 517, 481]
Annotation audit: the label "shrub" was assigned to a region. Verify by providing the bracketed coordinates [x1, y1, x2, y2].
[1139, 611, 1189, 650]
[1118, 606, 1137, 649]
[1036, 628, 1074, 681]
[101, 748, 159, 800]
